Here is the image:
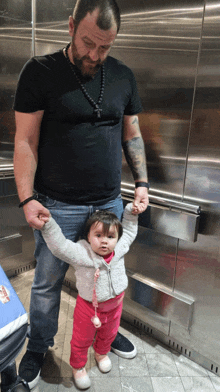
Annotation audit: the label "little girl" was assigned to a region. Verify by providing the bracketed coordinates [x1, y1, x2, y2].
[40, 202, 138, 390]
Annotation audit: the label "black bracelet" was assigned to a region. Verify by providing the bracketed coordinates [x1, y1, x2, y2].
[19, 194, 38, 208]
[135, 182, 150, 189]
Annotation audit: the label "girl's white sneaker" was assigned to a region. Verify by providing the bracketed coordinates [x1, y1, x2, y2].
[72, 367, 91, 390]
[95, 353, 112, 373]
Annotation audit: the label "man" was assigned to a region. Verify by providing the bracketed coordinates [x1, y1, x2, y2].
[13, 0, 149, 388]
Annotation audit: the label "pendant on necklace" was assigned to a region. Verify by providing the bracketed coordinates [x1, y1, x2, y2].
[94, 107, 102, 119]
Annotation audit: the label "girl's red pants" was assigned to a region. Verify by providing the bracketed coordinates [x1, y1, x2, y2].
[70, 293, 124, 369]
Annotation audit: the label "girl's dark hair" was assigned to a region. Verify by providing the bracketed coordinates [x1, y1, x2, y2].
[84, 210, 123, 241]
[73, 0, 121, 33]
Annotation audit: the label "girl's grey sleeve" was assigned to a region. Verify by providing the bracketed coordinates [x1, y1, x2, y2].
[41, 217, 88, 267]
[121, 203, 138, 245]
[115, 203, 138, 256]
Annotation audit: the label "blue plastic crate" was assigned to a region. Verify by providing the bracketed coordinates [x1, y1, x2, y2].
[0, 265, 28, 341]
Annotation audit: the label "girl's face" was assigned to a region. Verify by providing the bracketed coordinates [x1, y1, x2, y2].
[87, 222, 118, 257]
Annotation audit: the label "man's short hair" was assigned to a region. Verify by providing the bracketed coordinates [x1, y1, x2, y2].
[73, 0, 121, 33]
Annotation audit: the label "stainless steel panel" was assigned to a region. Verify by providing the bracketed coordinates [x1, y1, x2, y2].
[0, 1, 35, 269]
[139, 205, 200, 242]
[0, 194, 35, 277]
[126, 271, 194, 329]
[123, 297, 170, 335]
[0, 195, 27, 235]
[113, 1, 205, 198]
[123, 193, 200, 241]
[171, 234, 220, 364]
[125, 225, 178, 288]
[171, 0, 220, 366]
[147, 207, 200, 242]
[0, 0, 32, 160]
[34, 0, 71, 56]
[0, 162, 14, 178]
[0, 233, 22, 259]
[115, 2, 204, 336]
[0, 177, 17, 196]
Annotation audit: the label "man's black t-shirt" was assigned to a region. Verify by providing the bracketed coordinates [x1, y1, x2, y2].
[14, 50, 142, 205]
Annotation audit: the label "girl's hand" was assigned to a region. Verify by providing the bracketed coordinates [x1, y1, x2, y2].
[132, 204, 139, 215]
[39, 213, 50, 225]
[133, 186, 149, 214]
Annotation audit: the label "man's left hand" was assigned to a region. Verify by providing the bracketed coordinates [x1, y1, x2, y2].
[132, 187, 149, 214]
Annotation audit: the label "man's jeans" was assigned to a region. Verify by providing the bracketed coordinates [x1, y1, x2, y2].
[27, 194, 124, 353]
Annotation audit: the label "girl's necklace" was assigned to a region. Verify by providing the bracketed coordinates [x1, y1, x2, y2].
[64, 42, 105, 119]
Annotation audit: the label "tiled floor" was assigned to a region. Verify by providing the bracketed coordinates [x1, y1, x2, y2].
[6, 270, 220, 392]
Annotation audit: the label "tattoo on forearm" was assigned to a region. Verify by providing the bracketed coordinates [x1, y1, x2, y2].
[132, 117, 139, 125]
[123, 137, 148, 181]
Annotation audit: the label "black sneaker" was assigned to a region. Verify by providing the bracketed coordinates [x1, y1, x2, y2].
[111, 332, 137, 359]
[19, 350, 45, 389]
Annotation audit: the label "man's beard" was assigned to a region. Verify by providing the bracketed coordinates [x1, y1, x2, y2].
[71, 39, 104, 79]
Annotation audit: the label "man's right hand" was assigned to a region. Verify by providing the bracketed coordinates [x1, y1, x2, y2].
[23, 200, 50, 229]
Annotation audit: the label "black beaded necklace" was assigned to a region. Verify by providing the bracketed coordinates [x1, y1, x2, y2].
[64, 42, 105, 119]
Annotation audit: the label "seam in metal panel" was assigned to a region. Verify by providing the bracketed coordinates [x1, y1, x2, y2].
[172, 238, 179, 292]
[31, 0, 36, 57]
[182, 1, 206, 200]
[174, 0, 206, 315]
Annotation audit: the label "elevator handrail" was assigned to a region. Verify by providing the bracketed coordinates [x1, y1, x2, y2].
[121, 181, 201, 215]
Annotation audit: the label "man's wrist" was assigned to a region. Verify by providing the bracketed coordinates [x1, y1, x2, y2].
[19, 193, 39, 208]
[135, 181, 150, 189]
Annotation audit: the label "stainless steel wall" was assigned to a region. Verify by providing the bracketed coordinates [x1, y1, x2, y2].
[0, 0, 32, 196]
[1, 0, 220, 374]
[117, 0, 220, 373]
[0, 0, 36, 274]
[174, 1, 220, 366]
